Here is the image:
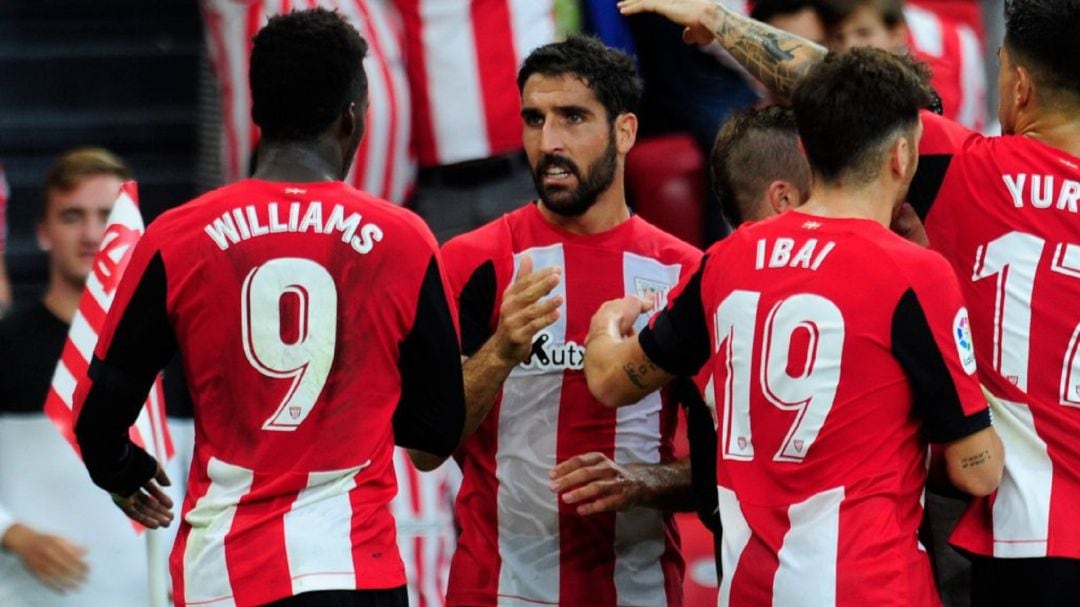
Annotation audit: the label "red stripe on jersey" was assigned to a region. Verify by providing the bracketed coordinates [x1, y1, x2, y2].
[60, 344, 89, 390]
[470, 0, 520, 158]
[555, 244, 620, 605]
[225, 473, 298, 605]
[399, 0, 439, 167]
[78, 296, 107, 335]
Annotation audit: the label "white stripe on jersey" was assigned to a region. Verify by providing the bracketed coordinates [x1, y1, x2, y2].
[772, 486, 844, 607]
[496, 245, 568, 604]
[336, 0, 390, 195]
[611, 253, 682, 607]
[508, 1, 555, 77]
[955, 24, 985, 132]
[183, 457, 255, 607]
[991, 397, 1052, 557]
[419, 0, 489, 164]
[285, 466, 364, 594]
[904, 6, 943, 57]
[392, 448, 458, 607]
[717, 486, 752, 607]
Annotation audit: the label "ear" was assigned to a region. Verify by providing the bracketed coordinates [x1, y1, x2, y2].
[615, 112, 638, 156]
[341, 100, 365, 140]
[890, 136, 911, 181]
[1015, 65, 1034, 110]
[766, 180, 798, 215]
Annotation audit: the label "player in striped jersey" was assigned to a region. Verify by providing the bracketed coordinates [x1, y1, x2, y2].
[73, 10, 466, 607]
[200, 0, 414, 203]
[441, 36, 700, 607]
[623, 0, 1080, 603]
[585, 45, 1003, 607]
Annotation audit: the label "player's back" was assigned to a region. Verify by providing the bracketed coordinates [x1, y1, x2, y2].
[145, 179, 461, 605]
[699, 210, 982, 606]
[917, 112, 1080, 558]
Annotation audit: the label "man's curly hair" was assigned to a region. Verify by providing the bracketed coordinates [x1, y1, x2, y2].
[250, 8, 368, 141]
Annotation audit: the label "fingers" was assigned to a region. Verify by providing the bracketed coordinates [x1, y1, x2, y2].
[34, 537, 88, 592]
[113, 487, 174, 529]
[549, 452, 609, 492]
[550, 452, 605, 479]
[155, 464, 172, 488]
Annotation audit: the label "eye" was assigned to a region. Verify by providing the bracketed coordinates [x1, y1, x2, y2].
[567, 112, 585, 125]
[523, 113, 543, 127]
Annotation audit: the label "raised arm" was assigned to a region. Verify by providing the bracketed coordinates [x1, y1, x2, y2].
[618, 0, 827, 102]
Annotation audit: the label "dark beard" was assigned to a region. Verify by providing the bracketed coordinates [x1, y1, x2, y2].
[532, 136, 618, 217]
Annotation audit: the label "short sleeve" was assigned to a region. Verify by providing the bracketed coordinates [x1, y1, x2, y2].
[639, 255, 712, 377]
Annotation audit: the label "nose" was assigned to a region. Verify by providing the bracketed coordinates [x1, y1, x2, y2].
[539, 121, 564, 155]
[84, 215, 108, 246]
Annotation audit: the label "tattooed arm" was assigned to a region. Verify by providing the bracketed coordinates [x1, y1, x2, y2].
[941, 425, 1004, 497]
[584, 296, 675, 408]
[618, 0, 827, 102]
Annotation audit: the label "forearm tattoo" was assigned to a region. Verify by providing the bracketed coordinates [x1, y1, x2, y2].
[960, 450, 992, 469]
[710, 8, 825, 98]
[623, 361, 658, 390]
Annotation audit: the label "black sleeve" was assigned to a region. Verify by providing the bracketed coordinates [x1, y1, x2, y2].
[639, 256, 712, 377]
[394, 254, 466, 457]
[891, 289, 991, 443]
[75, 252, 178, 496]
[672, 379, 721, 534]
[458, 260, 497, 357]
[907, 154, 953, 220]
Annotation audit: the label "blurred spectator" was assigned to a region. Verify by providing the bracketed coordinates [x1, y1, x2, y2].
[750, 0, 827, 44]
[397, 0, 556, 241]
[0, 148, 149, 606]
[200, 0, 414, 202]
[818, 0, 987, 130]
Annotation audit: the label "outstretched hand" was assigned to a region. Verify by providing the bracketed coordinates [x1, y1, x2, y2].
[550, 452, 645, 515]
[493, 255, 563, 364]
[110, 463, 174, 529]
[617, 0, 718, 45]
[587, 295, 654, 344]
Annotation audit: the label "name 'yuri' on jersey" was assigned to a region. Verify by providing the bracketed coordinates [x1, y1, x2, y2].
[755, 234, 837, 271]
[203, 200, 384, 254]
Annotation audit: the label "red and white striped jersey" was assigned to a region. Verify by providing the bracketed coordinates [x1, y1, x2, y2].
[394, 0, 556, 167]
[640, 211, 992, 606]
[910, 112, 1080, 559]
[904, 4, 987, 132]
[441, 203, 700, 607]
[73, 179, 466, 606]
[392, 448, 460, 607]
[200, 0, 415, 203]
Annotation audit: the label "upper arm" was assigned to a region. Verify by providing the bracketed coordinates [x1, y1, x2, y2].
[393, 252, 466, 462]
[639, 256, 712, 378]
[908, 111, 978, 220]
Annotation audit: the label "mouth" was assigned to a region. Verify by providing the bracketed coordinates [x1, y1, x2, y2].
[537, 160, 578, 188]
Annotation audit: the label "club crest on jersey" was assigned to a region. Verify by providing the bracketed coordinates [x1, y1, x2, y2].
[953, 308, 978, 375]
[634, 277, 671, 310]
[519, 332, 584, 372]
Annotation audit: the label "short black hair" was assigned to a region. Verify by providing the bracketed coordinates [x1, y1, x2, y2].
[517, 35, 643, 122]
[817, 0, 904, 28]
[792, 48, 933, 184]
[751, 0, 823, 23]
[711, 106, 809, 227]
[1004, 0, 1080, 103]
[250, 8, 368, 142]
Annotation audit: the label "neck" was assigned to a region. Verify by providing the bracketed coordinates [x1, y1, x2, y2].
[537, 175, 631, 236]
[1018, 107, 1080, 159]
[252, 137, 346, 183]
[797, 176, 898, 227]
[41, 276, 83, 324]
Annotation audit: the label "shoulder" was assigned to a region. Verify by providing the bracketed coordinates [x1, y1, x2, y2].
[920, 110, 985, 156]
[861, 227, 957, 290]
[626, 215, 703, 266]
[442, 211, 516, 270]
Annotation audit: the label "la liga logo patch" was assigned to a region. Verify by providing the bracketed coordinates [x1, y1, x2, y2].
[953, 308, 978, 375]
